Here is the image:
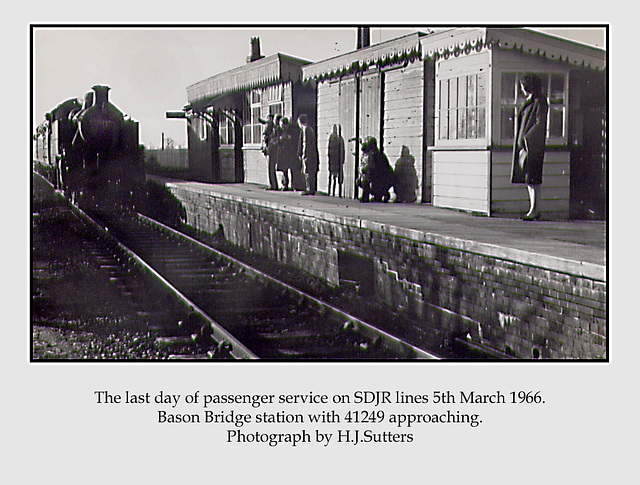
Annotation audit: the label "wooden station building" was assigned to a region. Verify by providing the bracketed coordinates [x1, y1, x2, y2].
[303, 27, 606, 219]
[173, 27, 606, 220]
[169, 38, 315, 186]
[303, 31, 430, 202]
[422, 27, 606, 219]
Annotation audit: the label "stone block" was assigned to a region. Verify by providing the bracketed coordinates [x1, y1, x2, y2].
[164, 182, 606, 360]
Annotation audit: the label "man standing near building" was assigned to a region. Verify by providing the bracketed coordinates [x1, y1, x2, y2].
[297, 114, 319, 195]
[327, 124, 345, 197]
[259, 113, 279, 190]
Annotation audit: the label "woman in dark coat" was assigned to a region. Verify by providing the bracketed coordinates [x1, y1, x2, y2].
[511, 73, 548, 220]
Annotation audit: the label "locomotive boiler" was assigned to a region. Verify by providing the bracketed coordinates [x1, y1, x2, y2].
[34, 85, 144, 208]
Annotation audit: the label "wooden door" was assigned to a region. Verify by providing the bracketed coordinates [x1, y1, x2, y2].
[569, 70, 606, 220]
[339, 78, 357, 198]
[359, 72, 382, 145]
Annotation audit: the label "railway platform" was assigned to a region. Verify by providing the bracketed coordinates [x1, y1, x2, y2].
[153, 177, 608, 359]
[157, 179, 606, 281]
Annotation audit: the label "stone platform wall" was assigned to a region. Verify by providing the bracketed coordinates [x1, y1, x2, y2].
[165, 183, 606, 360]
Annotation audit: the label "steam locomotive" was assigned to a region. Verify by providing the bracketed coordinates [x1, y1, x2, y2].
[34, 85, 144, 207]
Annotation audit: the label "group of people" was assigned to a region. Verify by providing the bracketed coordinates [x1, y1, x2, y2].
[260, 72, 548, 219]
[261, 114, 396, 202]
[261, 113, 302, 192]
[260, 113, 319, 195]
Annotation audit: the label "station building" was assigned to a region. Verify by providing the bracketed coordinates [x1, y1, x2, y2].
[173, 27, 606, 220]
[171, 38, 315, 185]
[422, 27, 606, 220]
[303, 31, 429, 202]
[160, 28, 607, 359]
[303, 27, 606, 219]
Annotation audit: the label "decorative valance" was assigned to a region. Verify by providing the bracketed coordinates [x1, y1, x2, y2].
[302, 32, 425, 82]
[187, 53, 310, 105]
[421, 28, 489, 60]
[421, 27, 606, 71]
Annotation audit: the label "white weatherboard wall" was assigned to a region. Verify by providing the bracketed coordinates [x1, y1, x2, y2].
[432, 150, 490, 214]
[383, 60, 425, 202]
[431, 48, 492, 214]
[316, 81, 340, 195]
[491, 150, 570, 218]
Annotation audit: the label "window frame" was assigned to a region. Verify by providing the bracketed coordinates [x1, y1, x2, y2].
[243, 89, 263, 146]
[498, 70, 569, 147]
[242, 85, 285, 147]
[436, 68, 490, 149]
[195, 114, 208, 142]
[265, 84, 284, 118]
[218, 110, 235, 147]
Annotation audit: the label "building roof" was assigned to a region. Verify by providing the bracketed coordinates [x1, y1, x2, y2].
[302, 32, 427, 82]
[302, 28, 605, 84]
[187, 53, 311, 107]
[420, 27, 606, 70]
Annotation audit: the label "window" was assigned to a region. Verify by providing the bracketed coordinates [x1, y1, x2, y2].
[438, 72, 487, 141]
[218, 110, 235, 146]
[193, 107, 214, 142]
[500, 72, 567, 145]
[242, 85, 284, 146]
[265, 84, 283, 117]
[243, 89, 262, 145]
[196, 116, 207, 141]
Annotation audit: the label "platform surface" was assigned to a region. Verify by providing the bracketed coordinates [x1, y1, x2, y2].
[159, 178, 607, 281]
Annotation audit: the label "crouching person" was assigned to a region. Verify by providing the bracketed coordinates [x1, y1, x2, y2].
[357, 137, 394, 203]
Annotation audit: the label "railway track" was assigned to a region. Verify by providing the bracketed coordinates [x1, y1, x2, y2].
[32, 186, 212, 359]
[80, 207, 439, 361]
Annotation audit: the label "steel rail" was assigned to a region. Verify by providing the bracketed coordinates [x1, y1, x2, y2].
[69, 204, 259, 360]
[137, 213, 441, 360]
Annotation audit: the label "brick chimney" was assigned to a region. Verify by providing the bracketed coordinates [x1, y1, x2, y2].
[357, 27, 371, 49]
[247, 37, 265, 63]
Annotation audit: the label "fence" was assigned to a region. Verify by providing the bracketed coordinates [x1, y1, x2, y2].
[146, 149, 189, 171]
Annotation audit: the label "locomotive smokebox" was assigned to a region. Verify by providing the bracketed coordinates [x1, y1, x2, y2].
[77, 85, 125, 152]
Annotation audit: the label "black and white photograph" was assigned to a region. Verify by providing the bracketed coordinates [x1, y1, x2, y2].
[7, 5, 636, 483]
[31, 25, 607, 361]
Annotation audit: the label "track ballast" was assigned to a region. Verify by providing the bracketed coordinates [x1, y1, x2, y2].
[84, 207, 439, 361]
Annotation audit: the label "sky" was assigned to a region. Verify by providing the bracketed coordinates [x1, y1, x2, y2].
[32, 26, 606, 149]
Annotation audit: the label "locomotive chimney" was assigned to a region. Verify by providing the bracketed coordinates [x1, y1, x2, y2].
[247, 37, 264, 63]
[92, 85, 111, 106]
[357, 27, 371, 49]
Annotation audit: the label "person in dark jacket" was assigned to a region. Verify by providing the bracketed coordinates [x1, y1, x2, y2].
[327, 124, 345, 197]
[357, 137, 395, 203]
[259, 113, 276, 155]
[511, 73, 548, 220]
[276, 117, 297, 191]
[259, 113, 279, 190]
[297, 114, 319, 195]
[267, 114, 282, 190]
